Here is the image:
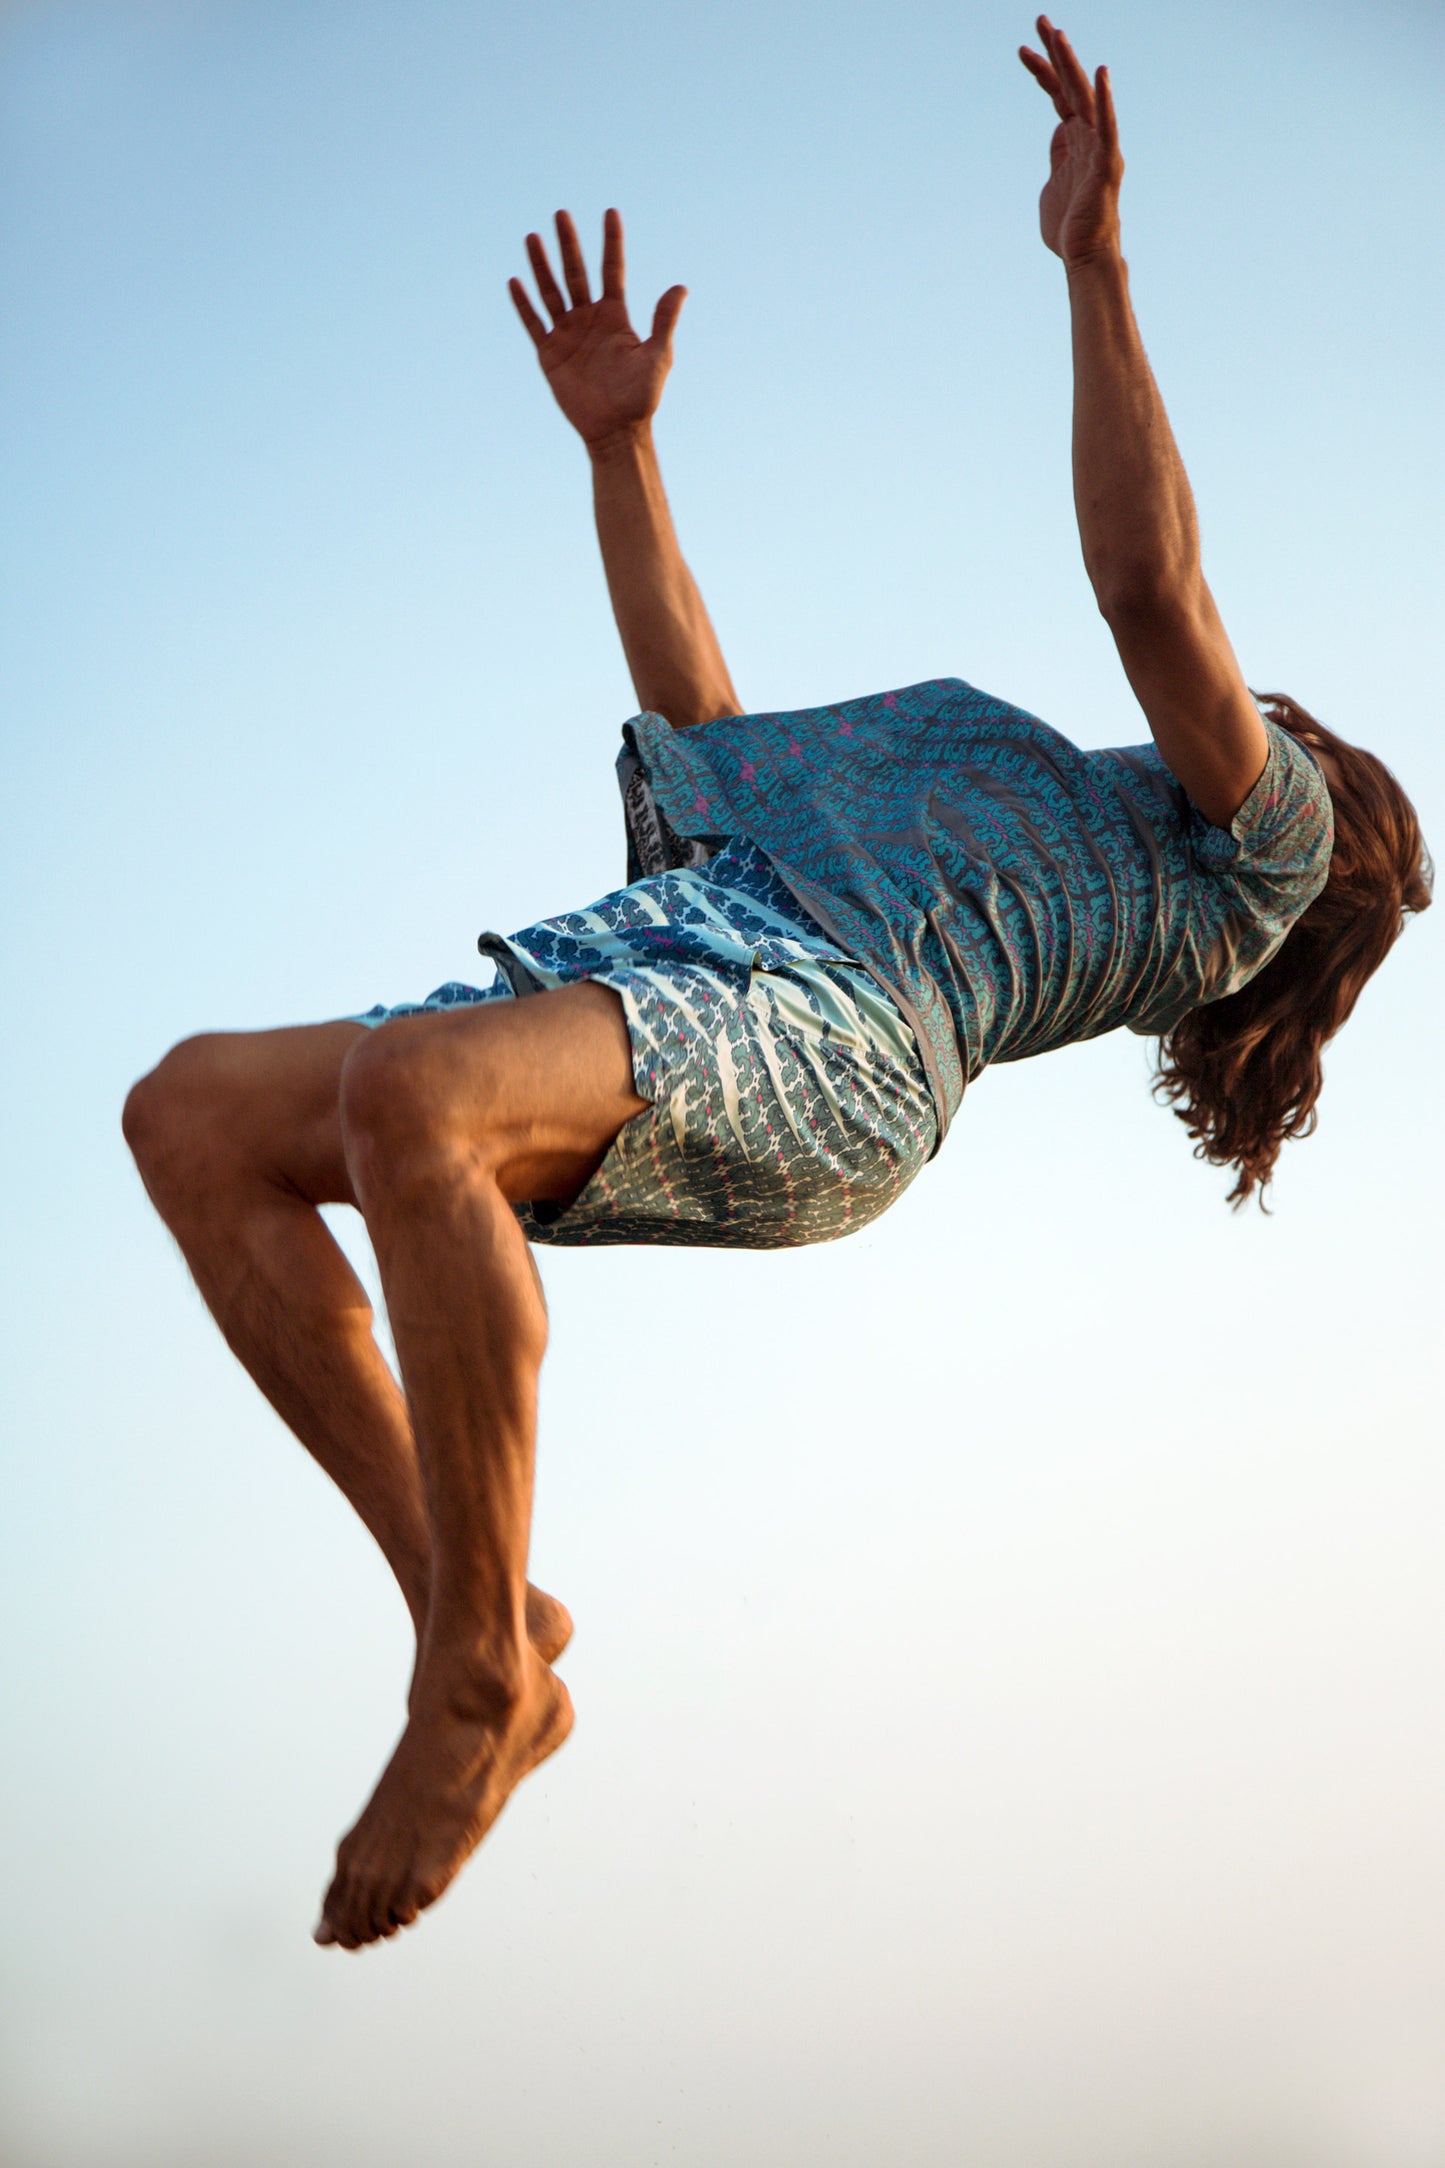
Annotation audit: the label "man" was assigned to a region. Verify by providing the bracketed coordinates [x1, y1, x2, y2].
[126, 21, 1404, 1951]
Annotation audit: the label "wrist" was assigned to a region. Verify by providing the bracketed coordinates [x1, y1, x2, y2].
[586, 418, 654, 465]
[1064, 237, 1126, 285]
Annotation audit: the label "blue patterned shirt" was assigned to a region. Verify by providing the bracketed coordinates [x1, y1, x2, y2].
[621, 677, 1333, 1144]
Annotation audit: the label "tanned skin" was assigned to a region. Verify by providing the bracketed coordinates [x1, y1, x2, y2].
[1020, 15, 1270, 825]
[509, 208, 740, 730]
[123, 20, 1268, 1951]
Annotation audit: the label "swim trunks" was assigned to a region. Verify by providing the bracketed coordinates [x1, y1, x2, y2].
[352, 838, 936, 1249]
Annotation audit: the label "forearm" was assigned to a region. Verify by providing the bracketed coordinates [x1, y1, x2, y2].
[588, 423, 740, 729]
[1066, 246, 1202, 614]
[1064, 242, 1267, 823]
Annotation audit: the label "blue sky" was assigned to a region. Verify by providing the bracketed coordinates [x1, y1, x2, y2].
[3, 2, 1442, 2162]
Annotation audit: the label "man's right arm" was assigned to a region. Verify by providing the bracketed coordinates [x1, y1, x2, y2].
[586, 421, 740, 730]
[511, 210, 740, 730]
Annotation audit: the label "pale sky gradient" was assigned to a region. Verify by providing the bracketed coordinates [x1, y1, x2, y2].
[2, 2, 1442, 2163]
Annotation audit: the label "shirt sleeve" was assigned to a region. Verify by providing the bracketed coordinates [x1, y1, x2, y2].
[1188, 716, 1335, 937]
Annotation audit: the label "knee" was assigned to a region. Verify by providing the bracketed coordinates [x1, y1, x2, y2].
[122, 1034, 244, 1203]
[339, 1026, 482, 1207]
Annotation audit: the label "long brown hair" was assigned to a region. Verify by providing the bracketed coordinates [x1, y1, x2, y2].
[1154, 693, 1432, 1208]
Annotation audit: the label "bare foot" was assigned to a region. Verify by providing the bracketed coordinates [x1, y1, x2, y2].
[316, 1647, 573, 1949]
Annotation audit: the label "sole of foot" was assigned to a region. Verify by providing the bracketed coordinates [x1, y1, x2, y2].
[315, 1652, 574, 1950]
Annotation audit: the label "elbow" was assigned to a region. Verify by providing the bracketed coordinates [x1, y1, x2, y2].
[1092, 560, 1204, 628]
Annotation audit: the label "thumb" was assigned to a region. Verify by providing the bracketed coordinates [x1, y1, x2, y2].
[649, 283, 687, 352]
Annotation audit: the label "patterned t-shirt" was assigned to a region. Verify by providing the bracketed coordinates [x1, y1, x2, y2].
[620, 677, 1333, 1145]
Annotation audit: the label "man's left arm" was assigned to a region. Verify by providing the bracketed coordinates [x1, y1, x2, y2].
[1021, 18, 1269, 828]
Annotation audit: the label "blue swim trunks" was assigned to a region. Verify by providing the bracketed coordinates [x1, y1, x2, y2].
[353, 839, 936, 1249]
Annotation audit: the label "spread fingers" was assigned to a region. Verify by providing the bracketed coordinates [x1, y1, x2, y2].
[524, 231, 569, 323]
[554, 210, 592, 308]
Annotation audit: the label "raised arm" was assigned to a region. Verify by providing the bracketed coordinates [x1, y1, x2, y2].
[510, 209, 740, 731]
[1019, 18, 1269, 827]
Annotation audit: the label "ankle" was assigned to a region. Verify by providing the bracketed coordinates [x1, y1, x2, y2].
[416, 1626, 534, 1723]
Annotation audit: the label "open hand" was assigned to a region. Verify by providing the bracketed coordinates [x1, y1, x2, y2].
[1018, 16, 1123, 266]
[509, 209, 686, 448]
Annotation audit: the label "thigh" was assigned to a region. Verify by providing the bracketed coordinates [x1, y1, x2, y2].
[340, 980, 650, 1208]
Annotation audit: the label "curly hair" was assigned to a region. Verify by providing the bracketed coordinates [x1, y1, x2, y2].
[1154, 692, 1432, 1208]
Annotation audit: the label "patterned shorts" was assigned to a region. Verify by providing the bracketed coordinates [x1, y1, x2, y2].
[352, 839, 936, 1249]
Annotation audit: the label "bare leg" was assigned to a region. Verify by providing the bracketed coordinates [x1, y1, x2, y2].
[316, 981, 647, 1948]
[122, 1021, 573, 1664]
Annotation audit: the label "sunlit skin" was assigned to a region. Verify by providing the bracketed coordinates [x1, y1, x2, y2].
[122, 19, 1292, 1950]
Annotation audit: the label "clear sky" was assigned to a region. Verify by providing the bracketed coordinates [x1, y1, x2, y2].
[2, 1, 1442, 2162]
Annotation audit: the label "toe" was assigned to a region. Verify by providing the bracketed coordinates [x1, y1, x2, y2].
[351, 1902, 385, 1948]
[321, 1864, 364, 1951]
[389, 1893, 421, 1932]
[360, 1862, 412, 1948]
